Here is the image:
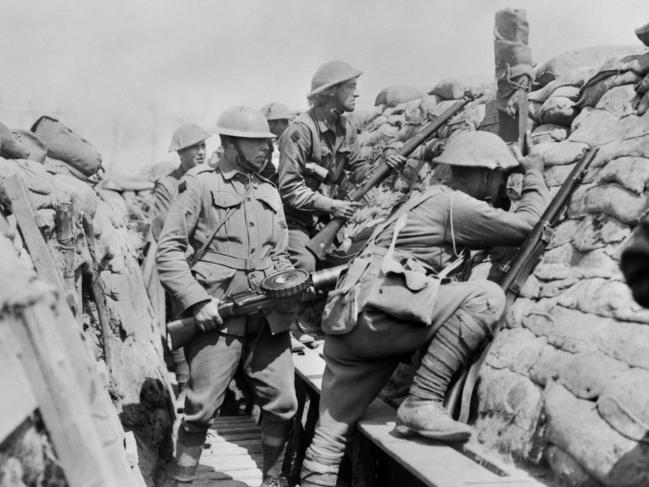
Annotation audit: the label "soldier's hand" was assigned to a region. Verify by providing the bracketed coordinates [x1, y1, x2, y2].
[330, 200, 361, 219]
[192, 298, 223, 332]
[512, 132, 544, 174]
[385, 154, 407, 171]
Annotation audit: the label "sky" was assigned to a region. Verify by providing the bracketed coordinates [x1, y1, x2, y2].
[1, 0, 648, 175]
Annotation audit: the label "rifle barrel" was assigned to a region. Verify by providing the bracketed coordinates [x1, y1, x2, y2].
[307, 96, 473, 261]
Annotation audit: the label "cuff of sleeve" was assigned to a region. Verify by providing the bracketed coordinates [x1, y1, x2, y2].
[522, 168, 544, 188]
[312, 194, 336, 213]
[175, 283, 212, 313]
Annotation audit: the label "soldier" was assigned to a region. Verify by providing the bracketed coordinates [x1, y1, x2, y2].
[261, 102, 295, 183]
[156, 107, 298, 487]
[152, 123, 210, 240]
[300, 131, 550, 487]
[278, 60, 405, 272]
[150, 123, 210, 393]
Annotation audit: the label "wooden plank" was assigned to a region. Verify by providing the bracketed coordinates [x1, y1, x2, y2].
[0, 322, 37, 442]
[4, 174, 136, 484]
[10, 305, 117, 487]
[293, 342, 545, 487]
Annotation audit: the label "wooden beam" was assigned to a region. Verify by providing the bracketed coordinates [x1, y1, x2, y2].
[0, 321, 37, 442]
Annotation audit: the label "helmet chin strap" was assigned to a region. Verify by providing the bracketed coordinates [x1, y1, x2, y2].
[232, 139, 268, 175]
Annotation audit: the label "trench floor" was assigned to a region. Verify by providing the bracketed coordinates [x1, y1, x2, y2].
[193, 416, 263, 487]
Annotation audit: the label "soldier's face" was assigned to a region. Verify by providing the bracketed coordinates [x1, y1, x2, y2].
[236, 138, 272, 172]
[268, 119, 289, 138]
[178, 142, 206, 169]
[333, 79, 359, 112]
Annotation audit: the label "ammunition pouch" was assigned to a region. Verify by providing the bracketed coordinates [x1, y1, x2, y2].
[322, 248, 440, 334]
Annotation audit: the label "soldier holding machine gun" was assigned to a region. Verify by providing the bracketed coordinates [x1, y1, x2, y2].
[156, 106, 298, 487]
[278, 60, 406, 273]
[300, 131, 550, 487]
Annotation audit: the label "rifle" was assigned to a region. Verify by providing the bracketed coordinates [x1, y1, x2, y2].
[166, 265, 346, 350]
[447, 146, 599, 423]
[306, 96, 473, 261]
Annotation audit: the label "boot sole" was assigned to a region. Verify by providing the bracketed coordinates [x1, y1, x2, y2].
[394, 424, 471, 443]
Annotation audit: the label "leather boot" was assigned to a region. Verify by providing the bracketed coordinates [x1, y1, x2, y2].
[174, 426, 207, 484]
[395, 396, 472, 441]
[395, 310, 489, 441]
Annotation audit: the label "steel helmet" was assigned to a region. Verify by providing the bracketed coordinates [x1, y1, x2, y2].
[261, 102, 295, 121]
[435, 131, 519, 170]
[168, 123, 210, 152]
[214, 106, 276, 139]
[309, 61, 363, 97]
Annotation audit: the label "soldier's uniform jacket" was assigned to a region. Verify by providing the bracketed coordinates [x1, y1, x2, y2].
[156, 156, 294, 337]
[323, 168, 550, 334]
[151, 167, 184, 240]
[278, 110, 366, 228]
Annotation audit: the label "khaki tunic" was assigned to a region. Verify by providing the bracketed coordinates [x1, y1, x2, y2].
[156, 156, 293, 337]
[277, 110, 366, 228]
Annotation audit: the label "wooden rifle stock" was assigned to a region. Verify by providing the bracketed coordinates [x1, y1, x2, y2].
[166, 265, 347, 350]
[305, 96, 473, 261]
[447, 146, 599, 423]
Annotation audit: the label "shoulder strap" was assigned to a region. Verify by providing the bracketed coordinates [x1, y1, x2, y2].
[366, 188, 439, 249]
[188, 207, 237, 268]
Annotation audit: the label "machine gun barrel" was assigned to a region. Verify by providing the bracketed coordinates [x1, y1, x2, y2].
[166, 265, 346, 350]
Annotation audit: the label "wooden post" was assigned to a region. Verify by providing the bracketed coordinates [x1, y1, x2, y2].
[494, 9, 532, 146]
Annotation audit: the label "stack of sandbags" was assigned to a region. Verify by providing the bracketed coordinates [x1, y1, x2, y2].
[343, 80, 496, 247]
[475, 47, 649, 486]
[528, 45, 648, 145]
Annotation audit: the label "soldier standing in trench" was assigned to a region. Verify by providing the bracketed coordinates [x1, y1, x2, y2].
[278, 60, 405, 273]
[152, 123, 210, 240]
[150, 124, 211, 396]
[261, 102, 295, 183]
[299, 131, 550, 487]
[156, 107, 298, 487]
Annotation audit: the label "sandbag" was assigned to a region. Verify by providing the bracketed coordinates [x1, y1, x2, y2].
[545, 382, 649, 487]
[531, 124, 568, 144]
[534, 45, 646, 87]
[595, 84, 638, 117]
[374, 85, 428, 108]
[31, 116, 102, 176]
[568, 183, 647, 224]
[577, 70, 641, 109]
[541, 96, 576, 126]
[598, 368, 649, 443]
[529, 68, 594, 103]
[430, 75, 494, 100]
[595, 156, 649, 194]
[11, 129, 47, 163]
[0, 122, 30, 160]
[637, 21, 649, 47]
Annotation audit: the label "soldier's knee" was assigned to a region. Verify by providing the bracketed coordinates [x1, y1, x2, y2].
[461, 280, 506, 326]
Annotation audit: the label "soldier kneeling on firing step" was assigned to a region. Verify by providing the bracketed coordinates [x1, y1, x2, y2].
[300, 131, 550, 487]
[156, 106, 298, 487]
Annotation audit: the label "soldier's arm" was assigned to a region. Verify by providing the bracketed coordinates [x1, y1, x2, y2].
[278, 124, 337, 214]
[271, 204, 294, 271]
[156, 177, 211, 311]
[447, 168, 550, 247]
[153, 178, 174, 216]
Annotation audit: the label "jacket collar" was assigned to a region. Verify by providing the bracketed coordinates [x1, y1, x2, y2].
[216, 155, 263, 183]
